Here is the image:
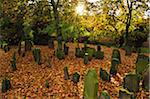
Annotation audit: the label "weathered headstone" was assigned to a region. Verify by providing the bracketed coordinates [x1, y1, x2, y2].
[84, 69, 98, 99]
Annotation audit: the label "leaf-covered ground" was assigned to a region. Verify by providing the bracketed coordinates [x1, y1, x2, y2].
[0, 42, 149, 99]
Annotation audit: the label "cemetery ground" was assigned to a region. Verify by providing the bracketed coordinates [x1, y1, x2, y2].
[0, 41, 149, 99]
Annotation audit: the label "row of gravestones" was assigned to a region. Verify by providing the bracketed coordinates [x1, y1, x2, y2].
[1, 38, 149, 97]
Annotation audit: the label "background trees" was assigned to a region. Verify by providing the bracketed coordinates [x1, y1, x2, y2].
[0, 0, 149, 48]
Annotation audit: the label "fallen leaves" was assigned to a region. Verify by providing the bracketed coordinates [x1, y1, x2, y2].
[0, 42, 149, 98]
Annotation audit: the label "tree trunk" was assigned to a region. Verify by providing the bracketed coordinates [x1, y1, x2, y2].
[125, 0, 133, 46]
[51, 0, 61, 38]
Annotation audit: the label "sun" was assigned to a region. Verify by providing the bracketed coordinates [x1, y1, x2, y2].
[75, 3, 85, 15]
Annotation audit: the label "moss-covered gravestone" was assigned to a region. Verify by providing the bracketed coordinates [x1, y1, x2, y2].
[11, 52, 17, 71]
[142, 67, 150, 92]
[45, 80, 49, 88]
[48, 37, 54, 49]
[56, 48, 65, 60]
[2, 78, 11, 93]
[32, 48, 41, 64]
[86, 48, 95, 61]
[84, 69, 98, 99]
[136, 54, 149, 75]
[136, 54, 149, 64]
[97, 45, 101, 51]
[119, 88, 135, 99]
[63, 43, 69, 55]
[94, 51, 104, 59]
[125, 46, 132, 56]
[100, 68, 110, 82]
[25, 39, 32, 51]
[99, 90, 110, 99]
[4, 45, 10, 53]
[112, 49, 121, 64]
[84, 53, 89, 64]
[75, 48, 81, 58]
[110, 60, 119, 75]
[64, 67, 69, 80]
[123, 74, 140, 92]
[72, 72, 80, 84]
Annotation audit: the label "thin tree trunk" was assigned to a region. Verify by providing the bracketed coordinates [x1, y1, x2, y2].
[51, 0, 61, 38]
[125, 0, 132, 46]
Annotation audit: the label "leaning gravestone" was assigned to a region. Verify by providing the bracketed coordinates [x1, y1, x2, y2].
[136, 54, 149, 75]
[99, 90, 110, 99]
[142, 66, 150, 92]
[100, 68, 110, 82]
[123, 74, 140, 92]
[119, 88, 135, 99]
[84, 69, 98, 99]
